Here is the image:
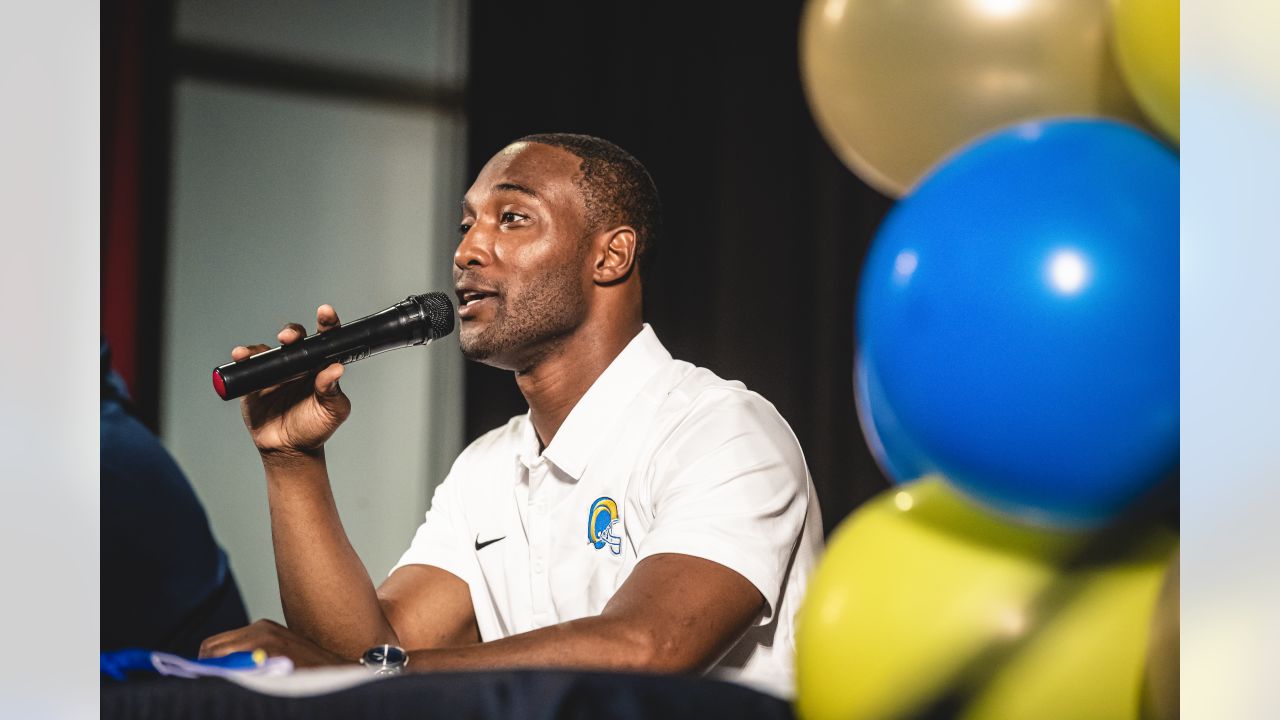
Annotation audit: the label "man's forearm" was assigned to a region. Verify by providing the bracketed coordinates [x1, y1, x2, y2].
[405, 614, 686, 675]
[262, 449, 397, 658]
[399, 553, 764, 675]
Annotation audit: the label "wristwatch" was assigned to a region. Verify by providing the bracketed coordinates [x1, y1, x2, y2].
[360, 644, 408, 676]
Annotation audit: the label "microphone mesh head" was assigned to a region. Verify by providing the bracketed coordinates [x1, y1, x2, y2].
[414, 292, 456, 340]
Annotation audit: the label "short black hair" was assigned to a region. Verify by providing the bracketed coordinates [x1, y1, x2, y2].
[517, 133, 661, 279]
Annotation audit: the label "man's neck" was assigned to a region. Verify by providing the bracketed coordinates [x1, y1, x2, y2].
[515, 320, 643, 451]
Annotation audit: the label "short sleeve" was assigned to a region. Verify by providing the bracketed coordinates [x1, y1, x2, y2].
[636, 389, 811, 624]
[389, 456, 479, 588]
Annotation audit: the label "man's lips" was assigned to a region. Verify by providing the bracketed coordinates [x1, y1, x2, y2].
[457, 295, 495, 319]
[456, 286, 498, 319]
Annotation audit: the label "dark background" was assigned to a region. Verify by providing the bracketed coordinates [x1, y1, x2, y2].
[103, 0, 895, 533]
[464, 2, 894, 530]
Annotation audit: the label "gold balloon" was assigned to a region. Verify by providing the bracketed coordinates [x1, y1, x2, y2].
[1141, 550, 1179, 720]
[795, 477, 1177, 720]
[1112, 0, 1180, 140]
[800, 0, 1147, 196]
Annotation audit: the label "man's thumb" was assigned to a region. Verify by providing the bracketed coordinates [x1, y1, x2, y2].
[316, 363, 345, 398]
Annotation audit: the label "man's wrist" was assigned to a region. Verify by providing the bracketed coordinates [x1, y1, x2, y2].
[258, 445, 326, 471]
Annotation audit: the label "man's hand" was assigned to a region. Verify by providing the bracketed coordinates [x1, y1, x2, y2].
[233, 304, 351, 458]
[199, 619, 350, 668]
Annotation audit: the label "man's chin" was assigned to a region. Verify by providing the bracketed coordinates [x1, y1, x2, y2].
[459, 339, 490, 362]
[458, 320, 577, 373]
[459, 333, 503, 366]
[461, 348, 520, 372]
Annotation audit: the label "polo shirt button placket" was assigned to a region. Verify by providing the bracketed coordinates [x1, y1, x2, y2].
[531, 497, 546, 578]
[527, 462, 550, 620]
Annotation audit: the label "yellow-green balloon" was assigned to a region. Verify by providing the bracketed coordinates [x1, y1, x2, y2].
[799, 0, 1147, 197]
[1113, 0, 1180, 141]
[796, 478, 1177, 720]
[1141, 550, 1179, 720]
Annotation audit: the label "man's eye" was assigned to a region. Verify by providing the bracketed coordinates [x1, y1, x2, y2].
[500, 211, 525, 224]
[458, 222, 472, 235]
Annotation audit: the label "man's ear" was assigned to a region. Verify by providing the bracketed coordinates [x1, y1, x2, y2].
[593, 226, 637, 285]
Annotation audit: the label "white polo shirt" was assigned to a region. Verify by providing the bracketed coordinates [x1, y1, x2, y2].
[391, 325, 823, 697]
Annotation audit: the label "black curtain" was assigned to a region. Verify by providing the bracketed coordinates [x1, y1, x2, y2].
[465, 1, 895, 532]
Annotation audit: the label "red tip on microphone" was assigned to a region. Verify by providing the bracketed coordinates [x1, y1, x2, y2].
[212, 369, 228, 399]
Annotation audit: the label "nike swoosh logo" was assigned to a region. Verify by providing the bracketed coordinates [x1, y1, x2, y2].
[474, 534, 505, 551]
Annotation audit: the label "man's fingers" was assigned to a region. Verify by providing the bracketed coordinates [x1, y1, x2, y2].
[199, 619, 280, 658]
[198, 638, 223, 659]
[199, 630, 247, 659]
[231, 343, 271, 361]
[316, 304, 341, 333]
[277, 322, 308, 345]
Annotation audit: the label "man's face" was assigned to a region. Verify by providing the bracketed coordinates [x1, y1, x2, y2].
[454, 142, 592, 370]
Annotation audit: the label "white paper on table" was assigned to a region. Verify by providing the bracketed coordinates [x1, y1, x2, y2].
[226, 665, 384, 698]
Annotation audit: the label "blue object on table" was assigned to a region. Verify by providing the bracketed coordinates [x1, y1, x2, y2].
[101, 648, 280, 680]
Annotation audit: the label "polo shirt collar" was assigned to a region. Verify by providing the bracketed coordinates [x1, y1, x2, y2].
[534, 324, 671, 480]
[516, 411, 542, 470]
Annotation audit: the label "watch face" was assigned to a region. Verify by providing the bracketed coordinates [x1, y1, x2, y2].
[363, 644, 406, 667]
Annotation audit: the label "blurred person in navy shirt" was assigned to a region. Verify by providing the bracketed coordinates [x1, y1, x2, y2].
[101, 341, 248, 657]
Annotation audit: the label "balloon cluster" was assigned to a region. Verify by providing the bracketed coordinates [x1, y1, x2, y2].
[800, 0, 1179, 197]
[796, 1, 1179, 718]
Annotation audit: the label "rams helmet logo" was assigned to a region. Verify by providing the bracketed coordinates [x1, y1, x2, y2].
[587, 496, 623, 555]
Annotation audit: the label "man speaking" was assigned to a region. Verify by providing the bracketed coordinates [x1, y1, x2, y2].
[199, 134, 823, 698]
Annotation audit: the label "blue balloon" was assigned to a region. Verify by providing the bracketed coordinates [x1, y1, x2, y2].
[855, 119, 1178, 528]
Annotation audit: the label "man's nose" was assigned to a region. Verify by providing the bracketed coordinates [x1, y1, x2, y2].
[454, 225, 493, 270]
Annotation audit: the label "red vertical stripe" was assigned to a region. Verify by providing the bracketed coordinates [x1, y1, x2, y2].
[102, 2, 141, 394]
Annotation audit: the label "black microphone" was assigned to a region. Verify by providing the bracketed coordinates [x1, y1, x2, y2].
[212, 292, 455, 400]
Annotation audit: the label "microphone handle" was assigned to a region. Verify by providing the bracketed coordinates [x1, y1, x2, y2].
[213, 296, 435, 400]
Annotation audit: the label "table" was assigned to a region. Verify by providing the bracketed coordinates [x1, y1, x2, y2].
[101, 668, 796, 720]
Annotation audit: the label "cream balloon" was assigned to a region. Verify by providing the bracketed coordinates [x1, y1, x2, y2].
[800, 0, 1148, 196]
